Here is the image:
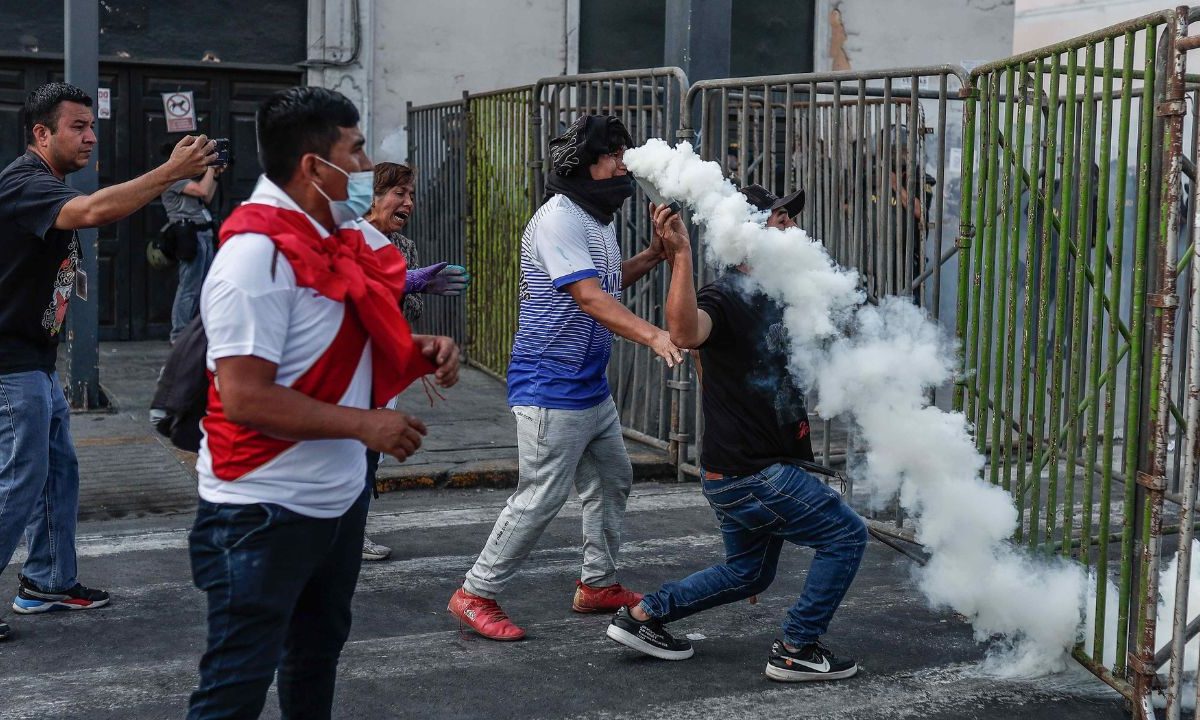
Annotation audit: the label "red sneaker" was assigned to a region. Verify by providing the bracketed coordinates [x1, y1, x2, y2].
[447, 588, 526, 641]
[572, 580, 643, 614]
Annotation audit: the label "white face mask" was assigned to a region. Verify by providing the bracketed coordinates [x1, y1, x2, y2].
[312, 156, 373, 225]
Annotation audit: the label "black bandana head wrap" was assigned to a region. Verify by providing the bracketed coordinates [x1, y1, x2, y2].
[544, 115, 635, 224]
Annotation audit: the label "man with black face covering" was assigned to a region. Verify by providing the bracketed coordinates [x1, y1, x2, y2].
[448, 115, 683, 641]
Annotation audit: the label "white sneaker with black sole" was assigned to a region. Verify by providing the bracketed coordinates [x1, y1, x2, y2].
[362, 535, 392, 561]
[765, 639, 858, 681]
[606, 606, 694, 660]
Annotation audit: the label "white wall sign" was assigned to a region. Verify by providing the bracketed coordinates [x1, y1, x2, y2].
[96, 88, 111, 119]
[162, 91, 197, 133]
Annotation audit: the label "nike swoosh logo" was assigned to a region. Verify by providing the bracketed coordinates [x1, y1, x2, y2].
[793, 657, 830, 672]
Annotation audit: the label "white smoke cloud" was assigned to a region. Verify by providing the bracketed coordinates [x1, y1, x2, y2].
[625, 138, 1087, 674]
[377, 127, 407, 163]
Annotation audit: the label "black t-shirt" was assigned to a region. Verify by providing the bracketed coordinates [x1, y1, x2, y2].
[696, 272, 815, 476]
[0, 151, 83, 373]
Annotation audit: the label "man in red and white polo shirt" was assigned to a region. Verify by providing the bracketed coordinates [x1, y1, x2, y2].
[186, 86, 458, 719]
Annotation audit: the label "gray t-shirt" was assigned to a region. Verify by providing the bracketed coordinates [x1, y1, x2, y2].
[161, 179, 211, 224]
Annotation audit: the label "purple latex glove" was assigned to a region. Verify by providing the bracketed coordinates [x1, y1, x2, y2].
[406, 263, 472, 296]
[404, 262, 447, 294]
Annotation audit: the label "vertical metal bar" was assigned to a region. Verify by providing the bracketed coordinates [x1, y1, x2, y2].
[1061, 42, 1097, 558]
[1140, 10, 1184, 713]
[808, 81, 818, 231]
[1094, 28, 1135, 665]
[999, 63, 1028, 499]
[1182, 90, 1200, 720]
[1045, 48, 1080, 553]
[766, 83, 777, 194]
[784, 83, 796, 195]
[740, 85, 750, 186]
[976, 71, 1004, 460]
[882, 79, 895, 296]
[1030, 56, 1063, 551]
[715, 86, 724, 175]
[1016, 62, 1045, 544]
[954, 80, 979, 414]
[1116, 23, 1157, 678]
[1167, 56, 1200, 720]
[64, 0, 103, 408]
[1081, 38, 1115, 574]
[906, 74, 920, 295]
[965, 76, 992, 427]
[932, 73, 949, 324]
[988, 67, 1016, 490]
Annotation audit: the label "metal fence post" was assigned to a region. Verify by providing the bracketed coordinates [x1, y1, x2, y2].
[64, 0, 105, 409]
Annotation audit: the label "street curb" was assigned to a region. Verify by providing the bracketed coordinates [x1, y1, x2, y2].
[374, 450, 684, 493]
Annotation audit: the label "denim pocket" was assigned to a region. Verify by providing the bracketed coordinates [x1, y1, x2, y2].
[708, 492, 785, 532]
[218, 504, 279, 553]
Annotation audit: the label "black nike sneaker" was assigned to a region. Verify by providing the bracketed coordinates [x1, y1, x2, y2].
[0, 616, 10, 641]
[765, 639, 858, 681]
[606, 606, 694, 660]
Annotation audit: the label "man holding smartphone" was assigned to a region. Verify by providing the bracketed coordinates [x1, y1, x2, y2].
[160, 143, 226, 343]
[0, 81, 215, 641]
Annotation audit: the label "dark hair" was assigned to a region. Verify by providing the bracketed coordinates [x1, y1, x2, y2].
[256, 86, 360, 184]
[373, 162, 415, 196]
[24, 82, 92, 143]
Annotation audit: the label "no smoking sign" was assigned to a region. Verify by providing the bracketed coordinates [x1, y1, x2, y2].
[162, 91, 197, 133]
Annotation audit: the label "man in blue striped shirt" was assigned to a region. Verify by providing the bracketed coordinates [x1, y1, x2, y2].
[449, 115, 682, 641]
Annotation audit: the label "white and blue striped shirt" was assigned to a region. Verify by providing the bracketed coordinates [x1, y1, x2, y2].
[507, 194, 622, 409]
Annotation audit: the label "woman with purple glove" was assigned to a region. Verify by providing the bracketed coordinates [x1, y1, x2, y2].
[358, 161, 471, 561]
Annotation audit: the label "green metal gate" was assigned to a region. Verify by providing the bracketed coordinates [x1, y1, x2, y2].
[955, 9, 1194, 716]
[463, 86, 535, 378]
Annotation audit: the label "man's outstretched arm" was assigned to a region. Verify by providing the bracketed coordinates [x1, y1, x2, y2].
[55, 135, 215, 230]
[653, 204, 712, 349]
[564, 279, 683, 368]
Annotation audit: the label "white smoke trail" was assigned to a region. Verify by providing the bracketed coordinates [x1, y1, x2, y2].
[625, 138, 1086, 674]
[377, 127, 408, 163]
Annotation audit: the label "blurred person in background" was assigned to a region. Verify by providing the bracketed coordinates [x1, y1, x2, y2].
[358, 161, 470, 561]
[159, 143, 224, 343]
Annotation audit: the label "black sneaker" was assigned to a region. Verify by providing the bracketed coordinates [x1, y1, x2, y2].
[606, 606, 694, 660]
[765, 639, 858, 682]
[12, 575, 110, 614]
[0, 616, 10, 641]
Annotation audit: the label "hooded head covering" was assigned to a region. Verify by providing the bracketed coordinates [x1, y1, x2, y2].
[548, 115, 634, 177]
[544, 115, 636, 225]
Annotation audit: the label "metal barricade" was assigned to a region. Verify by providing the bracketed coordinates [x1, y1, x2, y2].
[956, 9, 1195, 716]
[678, 67, 969, 492]
[406, 98, 467, 345]
[463, 86, 536, 378]
[531, 68, 690, 451]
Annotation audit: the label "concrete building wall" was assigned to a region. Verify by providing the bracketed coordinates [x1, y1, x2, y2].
[308, 0, 578, 161]
[1014, 0, 1170, 54]
[813, 0, 1016, 73]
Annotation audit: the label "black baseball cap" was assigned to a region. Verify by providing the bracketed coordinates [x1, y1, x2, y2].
[739, 183, 805, 217]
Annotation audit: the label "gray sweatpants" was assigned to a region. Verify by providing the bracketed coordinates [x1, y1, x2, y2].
[463, 398, 634, 599]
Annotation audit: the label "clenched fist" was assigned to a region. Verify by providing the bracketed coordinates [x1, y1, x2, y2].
[359, 409, 428, 462]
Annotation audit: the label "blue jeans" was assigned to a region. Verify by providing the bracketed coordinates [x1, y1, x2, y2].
[640, 463, 867, 646]
[171, 228, 214, 343]
[187, 489, 369, 720]
[0, 370, 80, 593]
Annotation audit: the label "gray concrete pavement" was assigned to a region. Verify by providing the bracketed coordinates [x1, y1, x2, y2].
[67, 342, 674, 520]
[0, 482, 1126, 720]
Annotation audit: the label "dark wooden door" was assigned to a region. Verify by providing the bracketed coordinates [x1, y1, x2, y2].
[0, 58, 299, 340]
